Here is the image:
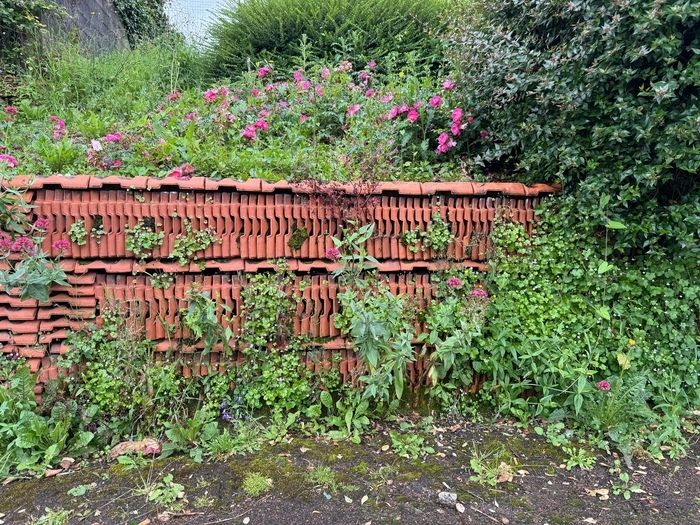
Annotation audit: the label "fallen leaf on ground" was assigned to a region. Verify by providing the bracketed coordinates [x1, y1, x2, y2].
[584, 488, 609, 500]
[455, 503, 465, 513]
[496, 462, 514, 483]
[361, 495, 368, 505]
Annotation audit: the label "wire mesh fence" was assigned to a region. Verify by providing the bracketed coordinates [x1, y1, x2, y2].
[165, 0, 229, 45]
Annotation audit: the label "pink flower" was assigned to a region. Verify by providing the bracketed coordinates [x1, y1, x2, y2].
[264, 83, 276, 92]
[346, 104, 361, 118]
[597, 380, 611, 392]
[335, 61, 353, 73]
[297, 80, 312, 91]
[450, 122, 462, 136]
[466, 115, 474, 124]
[204, 88, 219, 102]
[251, 88, 261, 97]
[451, 107, 464, 124]
[11, 236, 36, 253]
[398, 103, 409, 114]
[259, 109, 270, 118]
[387, 106, 400, 120]
[50, 115, 67, 140]
[90, 139, 103, 152]
[241, 125, 257, 141]
[470, 287, 489, 299]
[0, 153, 18, 168]
[167, 90, 181, 102]
[314, 84, 324, 97]
[365, 89, 376, 97]
[429, 95, 442, 108]
[185, 112, 198, 121]
[293, 69, 305, 82]
[446, 276, 463, 289]
[380, 93, 394, 104]
[358, 71, 371, 83]
[257, 65, 273, 78]
[4, 105, 18, 115]
[367, 60, 377, 69]
[51, 239, 70, 252]
[169, 163, 195, 179]
[442, 79, 456, 91]
[480, 130, 490, 139]
[254, 119, 269, 131]
[321, 67, 331, 80]
[325, 247, 341, 261]
[299, 113, 308, 123]
[436, 132, 456, 154]
[406, 108, 420, 123]
[33, 217, 50, 230]
[111, 159, 122, 169]
[103, 132, 122, 143]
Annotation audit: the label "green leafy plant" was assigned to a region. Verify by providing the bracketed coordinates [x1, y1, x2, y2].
[181, 285, 233, 355]
[389, 420, 435, 459]
[170, 219, 218, 266]
[401, 212, 453, 254]
[68, 220, 87, 246]
[125, 218, 164, 260]
[0, 250, 69, 302]
[318, 390, 371, 444]
[145, 473, 186, 511]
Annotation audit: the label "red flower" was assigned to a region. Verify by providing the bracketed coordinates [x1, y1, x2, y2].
[325, 247, 341, 261]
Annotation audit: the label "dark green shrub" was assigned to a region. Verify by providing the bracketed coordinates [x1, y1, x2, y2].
[446, 0, 699, 253]
[206, 0, 449, 78]
[0, 0, 60, 72]
[113, 0, 170, 46]
[444, 0, 699, 456]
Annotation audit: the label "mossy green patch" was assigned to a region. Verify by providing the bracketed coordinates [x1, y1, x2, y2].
[288, 225, 309, 251]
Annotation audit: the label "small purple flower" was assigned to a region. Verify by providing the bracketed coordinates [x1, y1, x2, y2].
[597, 380, 611, 392]
[325, 247, 341, 262]
[446, 276, 463, 289]
[11, 236, 35, 253]
[51, 239, 70, 253]
[33, 217, 50, 230]
[470, 287, 489, 299]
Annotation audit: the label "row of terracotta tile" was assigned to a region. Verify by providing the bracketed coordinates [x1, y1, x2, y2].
[28, 189, 541, 262]
[4, 174, 559, 196]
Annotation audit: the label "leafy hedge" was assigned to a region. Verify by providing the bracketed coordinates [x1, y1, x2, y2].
[206, 0, 449, 78]
[446, 0, 699, 455]
[0, 0, 58, 71]
[113, 0, 169, 46]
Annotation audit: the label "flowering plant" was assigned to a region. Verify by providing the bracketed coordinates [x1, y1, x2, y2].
[0, 188, 69, 301]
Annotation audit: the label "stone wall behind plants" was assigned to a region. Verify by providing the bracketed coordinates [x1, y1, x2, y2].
[0, 175, 557, 397]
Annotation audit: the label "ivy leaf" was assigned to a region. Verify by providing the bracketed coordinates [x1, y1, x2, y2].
[605, 220, 626, 230]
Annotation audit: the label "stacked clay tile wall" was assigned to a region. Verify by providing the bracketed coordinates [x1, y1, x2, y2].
[0, 176, 558, 397]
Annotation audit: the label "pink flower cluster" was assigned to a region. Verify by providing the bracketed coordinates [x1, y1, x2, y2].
[49, 115, 67, 140]
[4, 106, 18, 120]
[52, 239, 71, 252]
[436, 132, 456, 154]
[33, 217, 50, 230]
[9, 235, 35, 253]
[241, 119, 269, 141]
[325, 247, 341, 261]
[470, 287, 489, 299]
[0, 153, 18, 168]
[446, 276, 463, 289]
[167, 90, 181, 102]
[346, 104, 361, 118]
[169, 163, 196, 180]
[204, 86, 230, 103]
[103, 132, 122, 143]
[596, 380, 611, 392]
[387, 102, 421, 123]
[257, 65, 273, 78]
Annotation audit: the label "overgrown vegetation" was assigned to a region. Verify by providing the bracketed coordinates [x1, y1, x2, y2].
[206, 0, 449, 78]
[0, 0, 696, 496]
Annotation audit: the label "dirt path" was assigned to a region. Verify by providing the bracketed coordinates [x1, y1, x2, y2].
[1, 420, 698, 525]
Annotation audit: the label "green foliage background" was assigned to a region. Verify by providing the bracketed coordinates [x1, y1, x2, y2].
[206, 0, 449, 77]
